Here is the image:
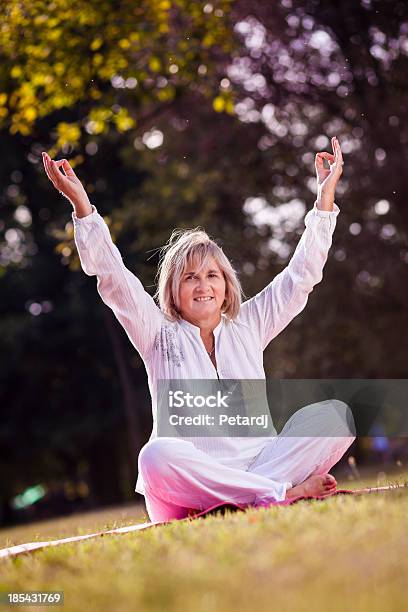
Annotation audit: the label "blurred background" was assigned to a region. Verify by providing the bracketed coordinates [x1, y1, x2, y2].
[0, 0, 407, 528]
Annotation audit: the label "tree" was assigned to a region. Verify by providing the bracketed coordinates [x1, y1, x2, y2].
[2, 0, 407, 519]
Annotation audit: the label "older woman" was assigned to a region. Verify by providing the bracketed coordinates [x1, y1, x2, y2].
[42, 136, 355, 522]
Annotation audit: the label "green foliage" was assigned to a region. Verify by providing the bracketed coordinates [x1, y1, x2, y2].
[0, 0, 235, 154]
[1, 0, 408, 513]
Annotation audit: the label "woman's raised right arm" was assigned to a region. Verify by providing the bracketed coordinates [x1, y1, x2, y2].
[42, 152, 93, 218]
[42, 153, 163, 360]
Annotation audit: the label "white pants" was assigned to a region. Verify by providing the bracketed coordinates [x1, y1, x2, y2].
[138, 400, 356, 522]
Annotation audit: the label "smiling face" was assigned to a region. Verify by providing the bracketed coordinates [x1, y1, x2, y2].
[177, 256, 226, 326]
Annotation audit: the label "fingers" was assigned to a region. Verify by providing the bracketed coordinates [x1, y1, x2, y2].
[60, 158, 77, 179]
[60, 159, 73, 176]
[333, 137, 339, 165]
[315, 153, 334, 172]
[49, 158, 63, 183]
[42, 152, 53, 182]
[42, 152, 55, 182]
[316, 152, 335, 162]
[42, 152, 69, 188]
[316, 137, 343, 168]
[45, 158, 60, 189]
[332, 136, 344, 167]
[51, 159, 67, 181]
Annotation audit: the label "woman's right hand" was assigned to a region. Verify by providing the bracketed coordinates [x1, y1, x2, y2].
[42, 152, 91, 212]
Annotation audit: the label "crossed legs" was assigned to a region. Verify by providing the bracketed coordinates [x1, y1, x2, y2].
[139, 400, 356, 522]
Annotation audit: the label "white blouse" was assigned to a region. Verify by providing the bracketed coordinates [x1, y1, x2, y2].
[72, 201, 340, 495]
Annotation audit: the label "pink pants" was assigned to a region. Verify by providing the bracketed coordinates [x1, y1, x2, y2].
[138, 400, 356, 521]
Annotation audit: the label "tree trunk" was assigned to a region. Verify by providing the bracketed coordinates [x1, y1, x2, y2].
[102, 307, 144, 475]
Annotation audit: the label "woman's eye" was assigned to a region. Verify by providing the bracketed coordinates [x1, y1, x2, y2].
[184, 273, 217, 280]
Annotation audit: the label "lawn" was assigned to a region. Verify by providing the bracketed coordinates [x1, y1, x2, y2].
[0, 471, 407, 612]
[0, 502, 148, 550]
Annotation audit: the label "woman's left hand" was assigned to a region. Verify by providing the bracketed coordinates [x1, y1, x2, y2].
[315, 136, 344, 198]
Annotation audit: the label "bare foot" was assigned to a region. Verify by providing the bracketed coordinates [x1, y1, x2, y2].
[285, 474, 337, 499]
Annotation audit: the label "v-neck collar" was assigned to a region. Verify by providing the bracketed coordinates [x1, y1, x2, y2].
[179, 315, 225, 339]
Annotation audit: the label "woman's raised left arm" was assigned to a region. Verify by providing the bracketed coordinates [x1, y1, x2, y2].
[238, 137, 344, 349]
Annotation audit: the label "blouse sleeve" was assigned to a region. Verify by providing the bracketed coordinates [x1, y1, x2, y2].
[72, 205, 163, 360]
[238, 201, 340, 350]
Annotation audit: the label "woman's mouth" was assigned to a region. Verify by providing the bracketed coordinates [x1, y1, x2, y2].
[194, 297, 213, 302]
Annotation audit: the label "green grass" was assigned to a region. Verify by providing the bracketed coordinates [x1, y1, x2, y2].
[1, 472, 407, 612]
[0, 502, 148, 550]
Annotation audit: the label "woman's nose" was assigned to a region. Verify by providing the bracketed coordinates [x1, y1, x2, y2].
[196, 277, 209, 291]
